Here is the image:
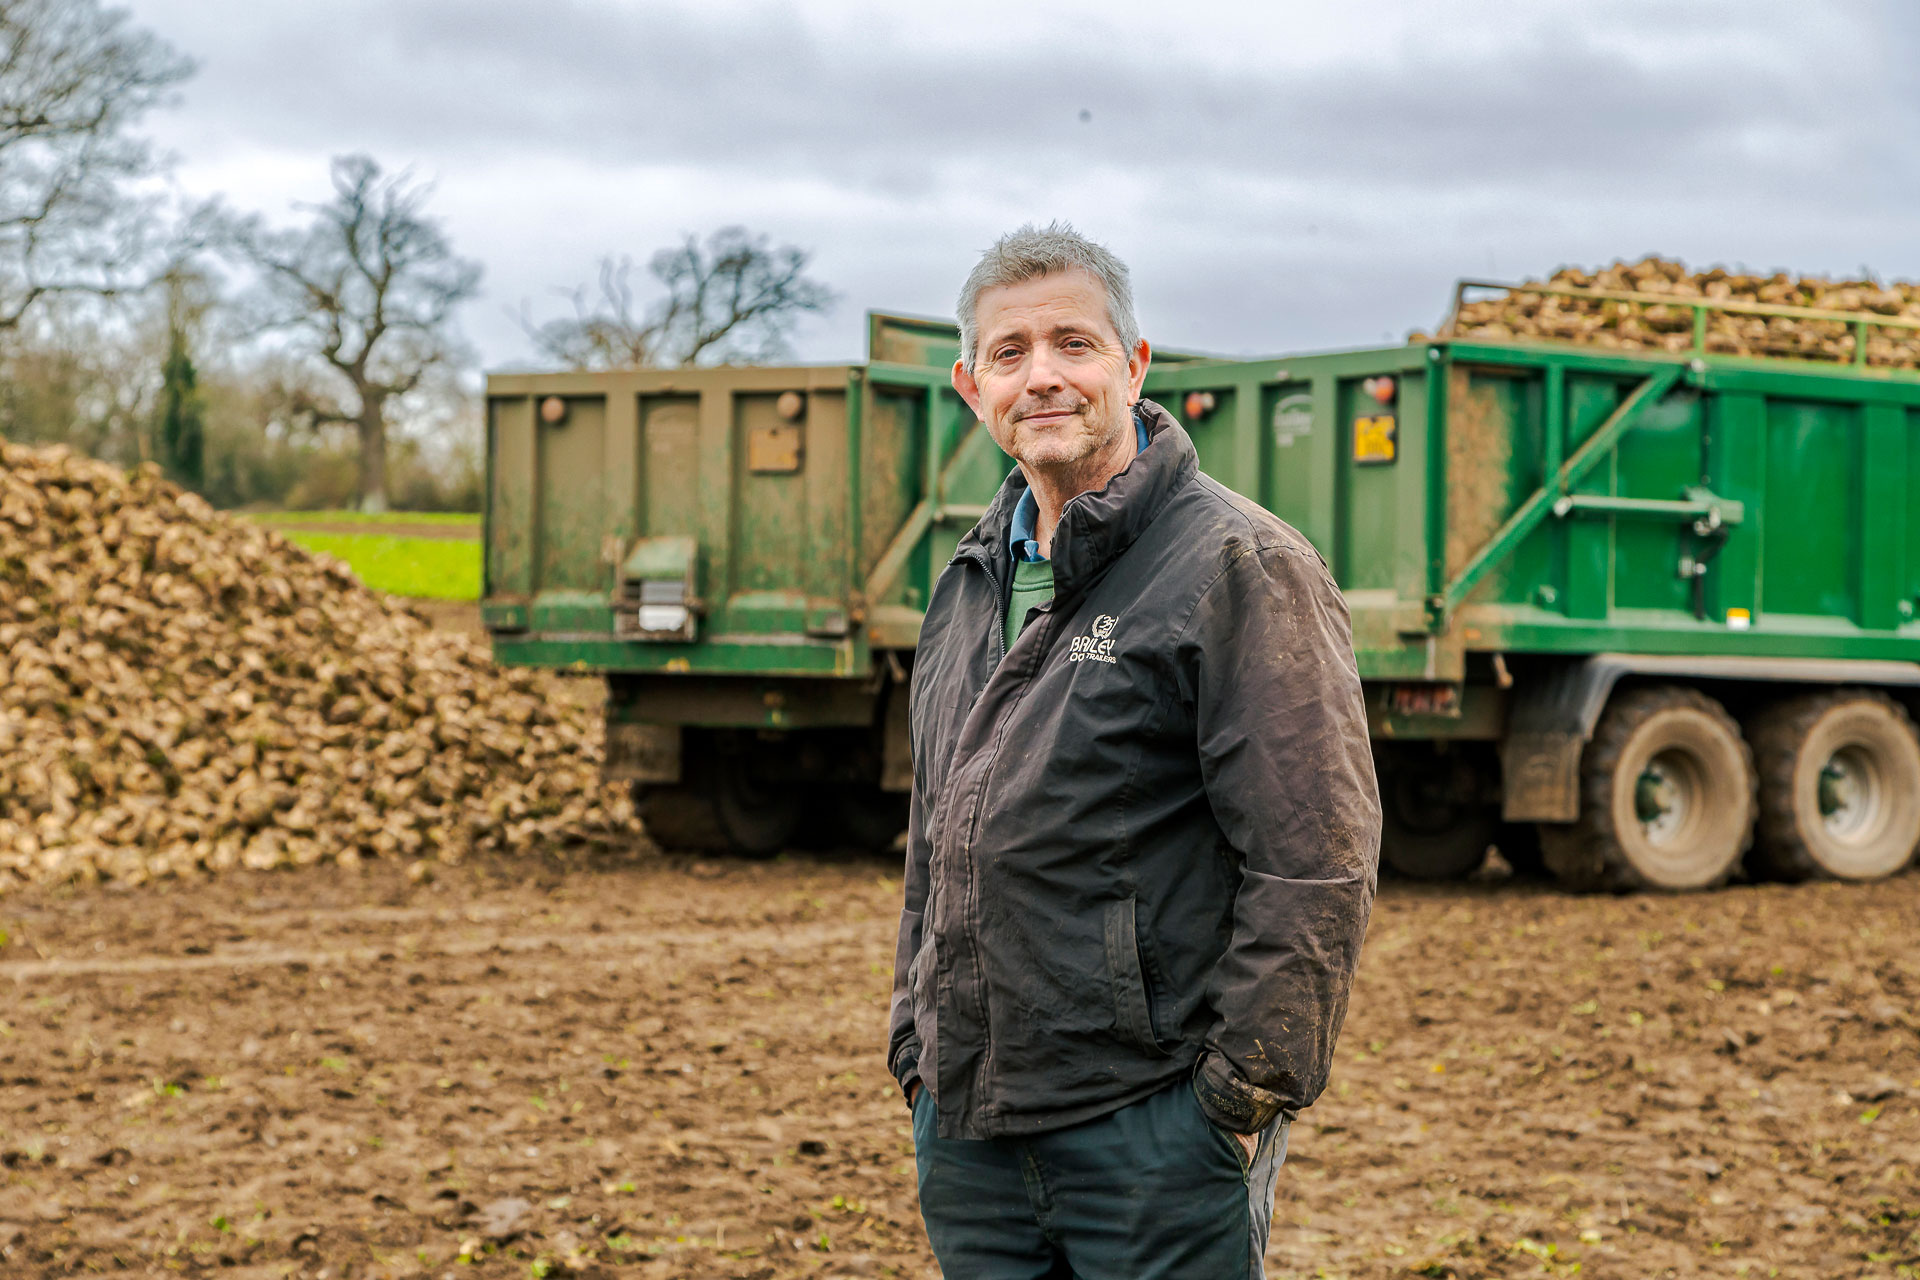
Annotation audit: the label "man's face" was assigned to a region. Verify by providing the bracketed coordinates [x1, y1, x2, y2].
[953, 267, 1150, 478]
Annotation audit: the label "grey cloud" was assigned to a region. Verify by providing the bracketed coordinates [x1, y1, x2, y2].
[125, 0, 1920, 369]
[157, 0, 1906, 202]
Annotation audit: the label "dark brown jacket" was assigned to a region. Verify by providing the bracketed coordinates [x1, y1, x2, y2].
[888, 400, 1380, 1140]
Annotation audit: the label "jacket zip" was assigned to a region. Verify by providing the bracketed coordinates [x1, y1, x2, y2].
[968, 487, 1088, 658]
[949, 548, 1005, 1119]
[949, 541, 1071, 1126]
[947, 491, 1084, 1128]
[952, 548, 1009, 663]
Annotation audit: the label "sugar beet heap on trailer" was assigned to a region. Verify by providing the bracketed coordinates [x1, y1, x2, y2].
[483, 288, 1920, 890]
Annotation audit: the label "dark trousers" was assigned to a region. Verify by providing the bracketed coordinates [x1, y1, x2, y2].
[913, 1080, 1289, 1279]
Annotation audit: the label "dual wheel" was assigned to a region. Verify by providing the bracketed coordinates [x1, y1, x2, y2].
[1541, 686, 1920, 891]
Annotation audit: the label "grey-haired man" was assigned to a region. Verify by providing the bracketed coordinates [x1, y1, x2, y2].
[888, 223, 1380, 1277]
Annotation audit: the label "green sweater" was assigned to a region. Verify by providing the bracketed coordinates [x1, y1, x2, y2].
[999, 413, 1149, 654]
[1005, 557, 1054, 653]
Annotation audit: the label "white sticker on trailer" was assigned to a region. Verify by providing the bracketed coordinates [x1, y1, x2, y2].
[1273, 394, 1312, 447]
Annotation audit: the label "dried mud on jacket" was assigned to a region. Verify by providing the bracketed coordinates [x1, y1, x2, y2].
[888, 400, 1381, 1141]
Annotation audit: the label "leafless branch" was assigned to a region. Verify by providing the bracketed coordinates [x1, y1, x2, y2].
[215, 153, 481, 510]
[0, 0, 192, 331]
[521, 228, 834, 371]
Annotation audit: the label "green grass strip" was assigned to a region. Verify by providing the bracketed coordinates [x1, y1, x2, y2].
[248, 509, 481, 528]
[278, 531, 482, 600]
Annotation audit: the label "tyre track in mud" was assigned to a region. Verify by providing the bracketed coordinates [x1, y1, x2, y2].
[0, 918, 873, 981]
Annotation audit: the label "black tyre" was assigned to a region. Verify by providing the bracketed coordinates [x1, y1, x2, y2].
[1539, 686, 1755, 892]
[1747, 690, 1920, 882]
[1378, 747, 1498, 880]
[709, 758, 801, 858]
[633, 755, 801, 859]
[632, 783, 727, 852]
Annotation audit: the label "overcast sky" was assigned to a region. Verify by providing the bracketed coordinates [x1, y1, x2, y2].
[123, 0, 1919, 372]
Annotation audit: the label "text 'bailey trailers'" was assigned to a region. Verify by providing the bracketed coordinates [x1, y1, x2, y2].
[484, 286, 1920, 891]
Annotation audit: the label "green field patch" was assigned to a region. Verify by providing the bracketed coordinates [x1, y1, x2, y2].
[249, 509, 480, 529]
[280, 531, 481, 600]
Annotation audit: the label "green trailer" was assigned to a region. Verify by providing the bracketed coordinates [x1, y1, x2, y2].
[483, 287, 1920, 890]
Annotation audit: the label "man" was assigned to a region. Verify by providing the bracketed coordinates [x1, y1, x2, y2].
[888, 223, 1380, 1278]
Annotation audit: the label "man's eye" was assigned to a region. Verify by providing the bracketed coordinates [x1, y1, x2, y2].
[993, 347, 1021, 362]
[1063, 339, 1090, 352]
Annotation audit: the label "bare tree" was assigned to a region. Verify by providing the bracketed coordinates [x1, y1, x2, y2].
[524, 227, 834, 370]
[653, 228, 835, 365]
[220, 154, 481, 512]
[521, 256, 658, 370]
[0, 0, 192, 332]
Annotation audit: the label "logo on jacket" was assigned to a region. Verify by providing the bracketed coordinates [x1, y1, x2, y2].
[1070, 614, 1120, 664]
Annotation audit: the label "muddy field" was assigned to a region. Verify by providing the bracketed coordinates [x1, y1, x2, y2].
[1, 851, 1916, 1280]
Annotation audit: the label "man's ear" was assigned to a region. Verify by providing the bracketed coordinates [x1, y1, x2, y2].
[951, 358, 984, 419]
[1127, 339, 1152, 403]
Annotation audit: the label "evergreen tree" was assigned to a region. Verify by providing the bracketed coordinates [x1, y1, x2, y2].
[155, 328, 203, 489]
[154, 267, 206, 489]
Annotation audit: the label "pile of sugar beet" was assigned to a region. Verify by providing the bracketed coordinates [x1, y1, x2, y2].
[0, 440, 637, 891]
[1446, 255, 1920, 366]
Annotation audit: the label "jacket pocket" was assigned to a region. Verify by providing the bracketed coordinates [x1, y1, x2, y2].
[1104, 897, 1172, 1057]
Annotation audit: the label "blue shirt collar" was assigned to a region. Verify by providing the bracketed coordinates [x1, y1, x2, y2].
[1009, 409, 1150, 563]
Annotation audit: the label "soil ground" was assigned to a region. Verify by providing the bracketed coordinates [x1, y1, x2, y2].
[1, 853, 1915, 1280]
[7, 610, 1917, 1278]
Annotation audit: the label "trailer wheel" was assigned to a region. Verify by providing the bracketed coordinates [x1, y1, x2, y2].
[1747, 690, 1920, 882]
[632, 758, 801, 859]
[1377, 746, 1498, 880]
[632, 784, 727, 852]
[1539, 686, 1754, 891]
[709, 759, 801, 858]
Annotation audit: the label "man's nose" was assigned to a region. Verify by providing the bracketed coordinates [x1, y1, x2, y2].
[1025, 344, 1066, 393]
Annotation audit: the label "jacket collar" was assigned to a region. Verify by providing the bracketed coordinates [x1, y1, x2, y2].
[957, 398, 1198, 596]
